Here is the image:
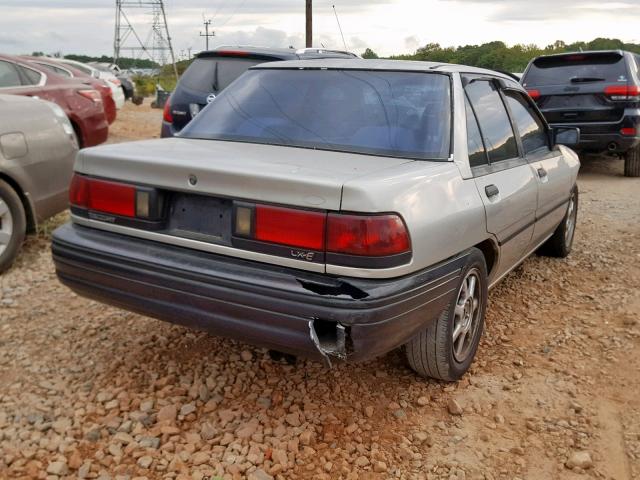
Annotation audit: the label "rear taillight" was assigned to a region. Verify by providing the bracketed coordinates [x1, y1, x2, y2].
[604, 85, 640, 101]
[108, 78, 122, 87]
[233, 202, 411, 266]
[526, 89, 541, 100]
[70, 174, 136, 217]
[163, 100, 173, 122]
[327, 214, 410, 257]
[255, 205, 326, 250]
[77, 89, 102, 103]
[621, 127, 637, 136]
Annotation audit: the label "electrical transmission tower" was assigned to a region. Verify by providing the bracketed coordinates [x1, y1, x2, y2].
[114, 0, 178, 79]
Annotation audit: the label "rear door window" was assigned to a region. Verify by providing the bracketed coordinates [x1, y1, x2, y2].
[465, 80, 519, 163]
[0, 60, 22, 87]
[465, 98, 488, 167]
[504, 92, 549, 155]
[17, 65, 43, 85]
[523, 52, 628, 86]
[180, 58, 265, 94]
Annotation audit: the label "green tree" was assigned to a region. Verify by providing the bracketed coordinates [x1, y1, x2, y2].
[362, 48, 379, 59]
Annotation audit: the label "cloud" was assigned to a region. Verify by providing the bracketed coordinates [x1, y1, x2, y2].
[404, 35, 420, 51]
[440, 0, 640, 22]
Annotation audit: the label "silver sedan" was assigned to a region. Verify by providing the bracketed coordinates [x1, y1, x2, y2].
[52, 59, 580, 380]
[0, 94, 77, 272]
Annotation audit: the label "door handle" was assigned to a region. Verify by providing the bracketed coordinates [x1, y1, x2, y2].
[537, 167, 548, 178]
[485, 184, 499, 198]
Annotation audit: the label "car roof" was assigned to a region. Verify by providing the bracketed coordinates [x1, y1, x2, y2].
[529, 49, 629, 62]
[197, 46, 358, 61]
[251, 58, 517, 80]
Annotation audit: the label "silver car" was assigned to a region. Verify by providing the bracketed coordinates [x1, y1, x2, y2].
[0, 94, 77, 272]
[52, 59, 580, 380]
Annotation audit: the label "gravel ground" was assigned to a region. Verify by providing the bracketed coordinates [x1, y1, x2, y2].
[1, 103, 639, 480]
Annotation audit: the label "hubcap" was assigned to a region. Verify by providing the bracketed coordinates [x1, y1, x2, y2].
[452, 268, 482, 363]
[0, 198, 13, 256]
[565, 192, 577, 247]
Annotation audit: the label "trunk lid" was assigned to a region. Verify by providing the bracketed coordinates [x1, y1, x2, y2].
[522, 51, 632, 124]
[76, 138, 413, 211]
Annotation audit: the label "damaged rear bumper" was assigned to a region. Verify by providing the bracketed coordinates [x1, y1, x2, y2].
[52, 223, 465, 363]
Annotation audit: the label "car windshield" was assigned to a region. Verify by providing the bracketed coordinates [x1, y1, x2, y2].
[180, 69, 452, 160]
[523, 52, 628, 86]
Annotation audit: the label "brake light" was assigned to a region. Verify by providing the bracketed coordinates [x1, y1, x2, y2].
[604, 85, 640, 101]
[69, 174, 136, 217]
[216, 50, 250, 57]
[327, 213, 410, 256]
[77, 89, 102, 103]
[621, 127, 637, 136]
[255, 205, 326, 250]
[527, 89, 541, 100]
[163, 100, 173, 122]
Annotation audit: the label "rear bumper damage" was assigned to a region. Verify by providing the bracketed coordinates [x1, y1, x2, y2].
[51, 223, 464, 364]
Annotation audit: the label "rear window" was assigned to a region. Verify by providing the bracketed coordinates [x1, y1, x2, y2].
[523, 52, 628, 87]
[181, 69, 452, 160]
[180, 57, 265, 94]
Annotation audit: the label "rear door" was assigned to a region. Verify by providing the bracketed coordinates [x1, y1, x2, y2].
[522, 51, 631, 125]
[464, 77, 538, 278]
[502, 90, 572, 244]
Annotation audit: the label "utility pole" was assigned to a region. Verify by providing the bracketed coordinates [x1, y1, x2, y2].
[305, 0, 312, 48]
[200, 19, 214, 51]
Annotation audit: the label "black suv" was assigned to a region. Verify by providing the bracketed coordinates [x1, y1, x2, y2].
[161, 46, 358, 138]
[521, 50, 640, 176]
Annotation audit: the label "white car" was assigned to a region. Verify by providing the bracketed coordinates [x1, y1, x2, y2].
[57, 59, 125, 109]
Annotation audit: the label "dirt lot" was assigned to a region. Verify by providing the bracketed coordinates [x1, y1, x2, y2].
[1, 102, 639, 480]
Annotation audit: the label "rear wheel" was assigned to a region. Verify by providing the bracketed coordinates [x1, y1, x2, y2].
[624, 145, 640, 177]
[0, 179, 27, 273]
[405, 248, 488, 381]
[538, 185, 578, 258]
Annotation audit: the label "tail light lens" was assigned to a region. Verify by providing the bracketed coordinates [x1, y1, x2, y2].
[604, 85, 640, 101]
[327, 214, 410, 256]
[526, 89, 541, 100]
[163, 100, 173, 123]
[69, 174, 136, 217]
[621, 127, 637, 136]
[108, 78, 122, 87]
[254, 205, 326, 250]
[77, 89, 102, 103]
[233, 202, 411, 267]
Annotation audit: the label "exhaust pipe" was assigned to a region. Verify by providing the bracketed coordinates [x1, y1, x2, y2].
[608, 142, 618, 152]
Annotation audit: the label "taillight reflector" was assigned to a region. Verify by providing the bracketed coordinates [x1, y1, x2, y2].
[78, 89, 102, 103]
[255, 205, 326, 250]
[69, 174, 136, 217]
[327, 213, 410, 257]
[621, 127, 637, 136]
[527, 89, 541, 100]
[163, 100, 173, 122]
[604, 85, 640, 100]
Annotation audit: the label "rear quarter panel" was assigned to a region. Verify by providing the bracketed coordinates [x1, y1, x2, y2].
[335, 161, 488, 278]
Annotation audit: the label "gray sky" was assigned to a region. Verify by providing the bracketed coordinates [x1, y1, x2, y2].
[0, 0, 638, 59]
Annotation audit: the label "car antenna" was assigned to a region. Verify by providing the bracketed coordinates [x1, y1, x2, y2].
[332, 5, 348, 51]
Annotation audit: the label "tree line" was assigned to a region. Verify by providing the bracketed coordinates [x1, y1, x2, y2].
[362, 37, 640, 72]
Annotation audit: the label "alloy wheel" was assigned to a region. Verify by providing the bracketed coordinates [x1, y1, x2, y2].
[0, 198, 13, 256]
[452, 268, 482, 363]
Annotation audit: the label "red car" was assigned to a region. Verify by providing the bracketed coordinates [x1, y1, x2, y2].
[0, 54, 108, 147]
[21, 56, 117, 125]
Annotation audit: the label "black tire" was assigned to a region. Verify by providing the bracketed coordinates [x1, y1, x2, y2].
[624, 145, 640, 177]
[405, 248, 488, 381]
[0, 179, 27, 273]
[538, 185, 578, 258]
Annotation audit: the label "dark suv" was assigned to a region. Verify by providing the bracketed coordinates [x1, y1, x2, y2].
[161, 46, 358, 138]
[521, 50, 640, 176]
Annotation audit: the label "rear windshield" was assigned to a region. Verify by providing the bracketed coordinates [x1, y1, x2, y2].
[180, 57, 265, 94]
[523, 52, 628, 87]
[180, 69, 451, 160]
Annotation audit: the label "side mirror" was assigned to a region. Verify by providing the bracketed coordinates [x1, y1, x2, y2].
[552, 126, 580, 147]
